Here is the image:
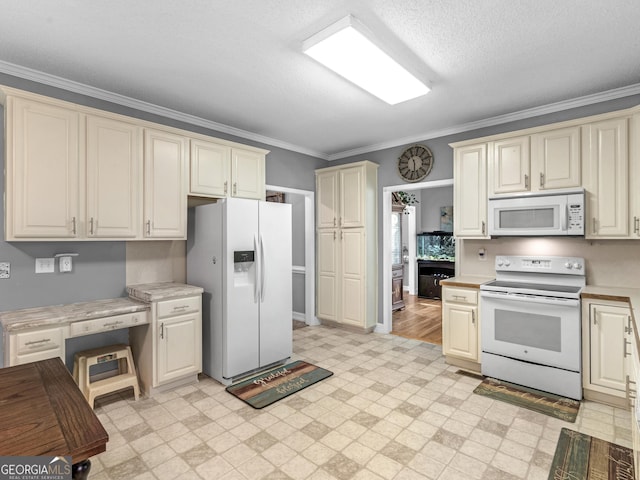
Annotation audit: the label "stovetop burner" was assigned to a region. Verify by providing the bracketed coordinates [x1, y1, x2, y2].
[481, 280, 583, 295]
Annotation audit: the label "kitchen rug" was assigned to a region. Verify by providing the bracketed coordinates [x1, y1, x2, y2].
[226, 360, 333, 409]
[473, 377, 580, 422]
[548, 428, 635, 479]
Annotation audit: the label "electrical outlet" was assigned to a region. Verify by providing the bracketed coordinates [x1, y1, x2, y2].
[478, 248, 487, 261]
[0, 262, 9, 279]
[35, 258, 55, 273]
[59, 256, 73, 273]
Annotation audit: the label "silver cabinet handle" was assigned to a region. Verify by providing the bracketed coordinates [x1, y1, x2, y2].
[481, 221, 486, 236]
[624, 338, 632, 358]
[71, 216, 77, 235]
[25, 338, 51, 347]
[172, 305, 189, 312]
[224, 181, 228, 195]
[89, 217, 95, 235]
[524, 174, 529, 189]
[233, 182, 237, 195]
[634, 216, 639, 235]
[540, 172, 545, 188]
[103, 320, 124, 328]
[146, 220, 151, 235]
[472, 310, 476, 325]
[626, 375, 636, 403]
[333, 231, 336, 240]
[593, 217, 597, 234]
[333, 217, 336, 227]
[160, 322, 164, 339]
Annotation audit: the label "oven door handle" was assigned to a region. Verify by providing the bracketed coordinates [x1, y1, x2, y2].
[480, 290, 580, 307]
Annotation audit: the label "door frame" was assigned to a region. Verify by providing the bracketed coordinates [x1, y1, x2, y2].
[376, 178, 454, 335]
[266, 184, 318, 326]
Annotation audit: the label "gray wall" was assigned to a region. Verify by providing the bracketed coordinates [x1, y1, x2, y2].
[331, 93, 640, 325]
[0, 72, 324, 366]
[420, 186, 453, 233]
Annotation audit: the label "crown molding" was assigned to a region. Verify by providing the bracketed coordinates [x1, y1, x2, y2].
[1, 60, 638, 163]
[327, 83, 640, 160]
[0, 60, 329, 160]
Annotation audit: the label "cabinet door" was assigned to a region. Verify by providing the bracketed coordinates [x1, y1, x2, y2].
[454, 144, 488, 238]
[443, 302, 478, 361]
[582, 118, 629, 238]
[86, 115, 142, 238]
[143, 129, 188, 238]
[316, 171, 339, 229]
[317, 229, 338, 321]
[630, 113, 640, 238]
[7, 97, 79, 239]
[590, 304, 631, 392]
[157, 313, 201, 384]
[340, 228, 365, 326]
[231, 148, 265, 200]
[490, 136, 530, 195]
[531, 126, 581, 190]
[340, 166, 365, 228]
[189, 139, 230, 197]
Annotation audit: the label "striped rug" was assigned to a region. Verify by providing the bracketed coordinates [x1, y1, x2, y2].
[549, 428, 635, 479]
[473, 377, 580, 422]
[226, 360, 333, 409]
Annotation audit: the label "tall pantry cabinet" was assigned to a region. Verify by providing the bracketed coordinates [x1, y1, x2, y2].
[316, 161, 378, 331]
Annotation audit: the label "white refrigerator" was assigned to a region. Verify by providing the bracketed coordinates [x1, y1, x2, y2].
[187, 198, 292, 385]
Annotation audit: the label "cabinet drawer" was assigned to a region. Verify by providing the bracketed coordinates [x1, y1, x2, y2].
[157, 296, 200, 319]
[70, 311, 148, 337]
[15, 328, 64, 355]
[443, 287, 478, 305]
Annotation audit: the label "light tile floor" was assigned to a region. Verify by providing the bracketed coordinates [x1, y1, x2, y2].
[89, 325, 632, 480]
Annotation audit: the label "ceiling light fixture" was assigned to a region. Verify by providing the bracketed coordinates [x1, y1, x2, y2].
[302, 15, 430, 105]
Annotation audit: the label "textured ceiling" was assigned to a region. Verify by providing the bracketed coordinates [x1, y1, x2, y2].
[0, 1, 639, 159]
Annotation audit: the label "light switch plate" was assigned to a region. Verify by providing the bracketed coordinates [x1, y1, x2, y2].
[35, 258, 55, 273]
[0, 262, 9, 278]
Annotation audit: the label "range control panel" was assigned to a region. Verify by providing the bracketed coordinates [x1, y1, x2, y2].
[495, 255, 585, 274]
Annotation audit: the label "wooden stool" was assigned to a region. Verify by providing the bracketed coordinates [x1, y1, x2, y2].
[73, 344, 139, 408]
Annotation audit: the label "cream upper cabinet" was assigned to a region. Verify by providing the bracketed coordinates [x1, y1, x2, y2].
[583, 300, 633, 401]
[630, 113, 640, 238]
[316, 170, 339, 229]
[86, 115, 142, 238]
[453, 143, 488, 238]
[315, 161, 378, 331]
[582, 117, 629, 239]
[144, 129, 188, 239]
[489, 136, 530, 195]
[231, 148, 265, 200]
[5, 96, 80, 239]
[531, 126, 581, 190]
[189, 139, 231, 197]
[339, 166, 365, 228]
[188, 141, 266, 200]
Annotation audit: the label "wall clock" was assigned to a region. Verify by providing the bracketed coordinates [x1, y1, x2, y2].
[397, 145, 433, 182]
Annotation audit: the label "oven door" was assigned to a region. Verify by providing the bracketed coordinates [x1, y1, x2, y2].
[480, 290, 580, 371]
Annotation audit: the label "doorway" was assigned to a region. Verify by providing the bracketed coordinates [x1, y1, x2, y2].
[377, 179, 454, 340]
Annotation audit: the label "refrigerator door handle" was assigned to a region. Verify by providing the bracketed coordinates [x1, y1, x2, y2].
[254, 234, 260, 302]
[260, 233, 266, 302]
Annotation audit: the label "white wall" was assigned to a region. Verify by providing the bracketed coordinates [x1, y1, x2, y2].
[420, 186, 453, 233]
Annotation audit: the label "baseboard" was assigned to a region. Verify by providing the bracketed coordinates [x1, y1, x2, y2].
[292, 311, 305, 322]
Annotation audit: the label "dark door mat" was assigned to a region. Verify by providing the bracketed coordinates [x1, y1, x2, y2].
[226, 360, 333, 409]
[473, 377, 580, 422]
[549, 428, 635, 479]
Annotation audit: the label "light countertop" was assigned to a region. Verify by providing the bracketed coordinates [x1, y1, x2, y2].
[0, 297, 149, 333]
[126, 282, 204, 302]
[439, 275, 494, 289]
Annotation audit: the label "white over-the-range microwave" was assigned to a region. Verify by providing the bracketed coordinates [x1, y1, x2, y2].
[488, 188, 585, 236]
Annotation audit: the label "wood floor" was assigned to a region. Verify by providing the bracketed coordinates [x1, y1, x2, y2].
[392, 294, 442, 345]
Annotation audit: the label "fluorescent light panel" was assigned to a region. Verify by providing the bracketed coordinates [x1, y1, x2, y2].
[303, 16, 430, 105]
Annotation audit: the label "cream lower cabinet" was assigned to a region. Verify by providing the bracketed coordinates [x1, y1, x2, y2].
[452, 143, 488, 238]
[442, 286, 480, 370]
[144, 129, 188, 239]
[8, 325, 68, 366]
[316, 161, 378, 331]
[583, 299, 633, 405]
[131, 295, 202, 395]
[189, 140, 266, 200]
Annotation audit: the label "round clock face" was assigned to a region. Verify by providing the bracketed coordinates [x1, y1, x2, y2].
[397, 145, 433, 182]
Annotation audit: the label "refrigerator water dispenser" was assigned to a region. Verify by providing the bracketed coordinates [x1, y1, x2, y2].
[233, 250, 255, 285]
